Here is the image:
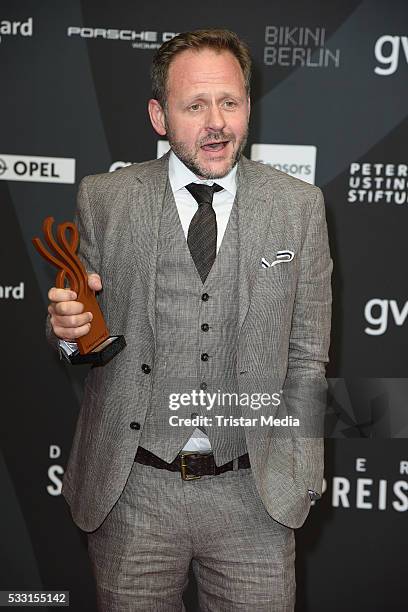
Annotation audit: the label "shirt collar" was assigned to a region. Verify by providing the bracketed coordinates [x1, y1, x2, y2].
[169, 150, 237, 197]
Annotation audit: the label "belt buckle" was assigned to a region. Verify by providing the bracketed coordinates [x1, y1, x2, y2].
[179, 452, 201, 481]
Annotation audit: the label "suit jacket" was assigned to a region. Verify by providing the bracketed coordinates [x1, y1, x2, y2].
[46, 152, 332, 531]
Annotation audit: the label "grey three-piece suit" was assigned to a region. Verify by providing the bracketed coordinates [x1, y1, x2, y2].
[46, 151, 332, 610]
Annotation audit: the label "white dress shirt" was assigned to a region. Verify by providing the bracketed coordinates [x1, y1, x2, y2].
[168, 150, 237, 250]
[60, 150, 238, 454]
[168, 151, 237, 452]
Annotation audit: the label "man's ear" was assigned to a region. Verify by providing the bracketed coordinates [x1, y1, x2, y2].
[148, 99, 167, 136]
[247, 96, 251, 121]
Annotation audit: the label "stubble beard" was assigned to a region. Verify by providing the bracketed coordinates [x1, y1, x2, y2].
[165, 121, 249, 180]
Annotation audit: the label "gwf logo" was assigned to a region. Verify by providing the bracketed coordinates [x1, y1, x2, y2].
[374, 35, 408, 76]
[364, 298, 408, 335]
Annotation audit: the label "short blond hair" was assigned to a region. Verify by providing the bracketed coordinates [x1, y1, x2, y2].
[151, 29, 252, 107]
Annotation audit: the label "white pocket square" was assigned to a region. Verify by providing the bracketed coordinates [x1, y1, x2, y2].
[261, 250, 295, 269]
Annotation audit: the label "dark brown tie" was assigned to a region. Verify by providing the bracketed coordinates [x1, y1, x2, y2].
[185, 183, 223, 283]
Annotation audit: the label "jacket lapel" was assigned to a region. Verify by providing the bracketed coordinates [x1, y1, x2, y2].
[236, 156, 277, 336]
[128, 152, 170, 338]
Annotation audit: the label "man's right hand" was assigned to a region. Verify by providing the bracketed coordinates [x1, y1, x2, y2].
[48, 273, 102, 341]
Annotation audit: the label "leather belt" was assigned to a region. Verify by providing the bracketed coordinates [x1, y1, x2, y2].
[135, 446, 250, 481]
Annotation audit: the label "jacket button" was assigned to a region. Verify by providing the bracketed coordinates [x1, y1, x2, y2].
[130, 421, 140, 430]
[201, 293, 209, 301]
[201, 323, 209, 332]
[141, 363, 151, 374]
[201, 353, 209, 361]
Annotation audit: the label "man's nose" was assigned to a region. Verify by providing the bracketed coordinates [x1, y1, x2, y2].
[206, 104, 227, 131]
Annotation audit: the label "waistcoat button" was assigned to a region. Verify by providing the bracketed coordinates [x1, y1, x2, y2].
[130, 421, 140, 430]
[201, 293, 209, 301]
[201, 323, 209, 332]
[201, 353, 209, 361]
[141, 363, 151, 374]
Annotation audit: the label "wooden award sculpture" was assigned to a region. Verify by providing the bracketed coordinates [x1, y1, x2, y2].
[33, 216, 126, 366]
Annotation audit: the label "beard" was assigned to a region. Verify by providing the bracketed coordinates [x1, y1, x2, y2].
[165, 122, 248, 179]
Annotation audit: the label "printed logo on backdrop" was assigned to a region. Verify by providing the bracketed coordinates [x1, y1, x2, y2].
[0, 282, 24, 300]
[67, 26, 178, 50]
[321, 458, 408, 512]
[47, 445, 64, 496]
[108, 142, 170, 172]
[364, 299, 408, 336]
[157, 140, 171, 158]
[250, 144, 316, 185]
[0, 17, 33, 44]
[109, 160, 133, 172]
[374, 34, 408, 76]
[264, 25, 340, 68]
[348, 162, 408, 205]
[0, 154, 75, 184]
[110, 142, 315, 179]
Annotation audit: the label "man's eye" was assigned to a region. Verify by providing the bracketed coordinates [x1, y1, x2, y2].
[224, 100, 237, 108]
[189, 103, 202, 111]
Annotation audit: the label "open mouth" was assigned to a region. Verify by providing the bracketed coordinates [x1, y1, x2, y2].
[201, 141, 229, 152]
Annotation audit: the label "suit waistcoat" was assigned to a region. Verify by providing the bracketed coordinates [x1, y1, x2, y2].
[138, 180, 247, 465]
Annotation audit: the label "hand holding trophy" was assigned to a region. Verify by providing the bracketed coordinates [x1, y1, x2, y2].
[33, 216, 126, 365]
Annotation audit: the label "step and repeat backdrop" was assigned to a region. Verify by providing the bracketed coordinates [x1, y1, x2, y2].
[1, 0, 407, 610]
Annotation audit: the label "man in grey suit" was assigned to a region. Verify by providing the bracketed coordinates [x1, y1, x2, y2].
[46, 29, 332, 611]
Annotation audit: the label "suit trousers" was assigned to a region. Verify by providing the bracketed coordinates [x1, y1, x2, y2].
[87, 459, 296, 611]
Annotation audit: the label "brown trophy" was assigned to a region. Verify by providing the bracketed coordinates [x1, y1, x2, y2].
[33, 216, 126, 365]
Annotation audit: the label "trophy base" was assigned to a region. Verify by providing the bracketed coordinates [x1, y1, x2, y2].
[69, 335, 126, 366]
